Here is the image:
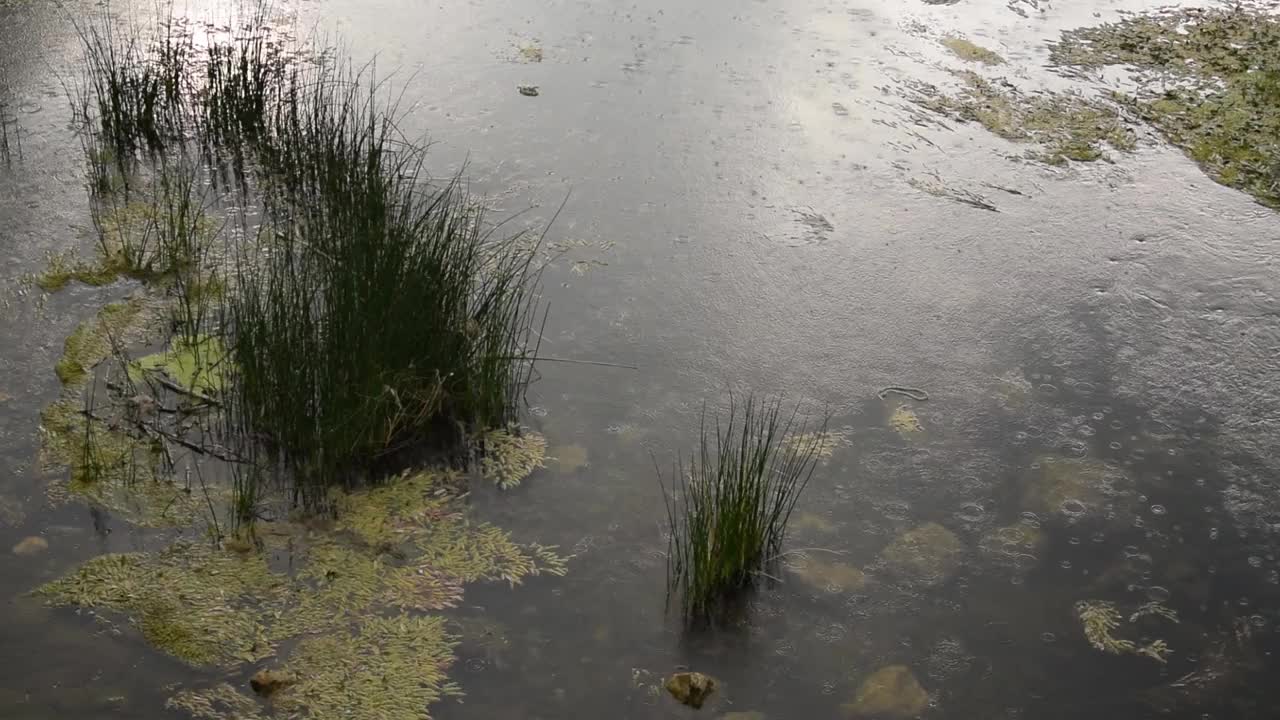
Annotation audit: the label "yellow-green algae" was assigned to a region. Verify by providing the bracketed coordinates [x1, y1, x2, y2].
[1050, 5, 1280, 207]
[887, 405, 923, 436]
[128, 334, 228, 394]
[911, 71, 1135, 165]
[36, 542, 281, 667]
[39, 468, 567, 718]
[34, 251, 124, 292]
[478, 428, 547, 490]
[843, 665, 928, 719]
[54, 298, 149, 386]
[879, 522, 964, 586]
[941, 37, 1004, 65]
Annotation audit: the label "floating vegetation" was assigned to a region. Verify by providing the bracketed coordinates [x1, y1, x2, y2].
[909, 71, 1135, 165]
[128, 335, 227, 395]
[660, 396, 825, 621]
[39, 468, 565, 717]
[517, 42, 544, 63]
[907, 172, 999, 212]
[1050, 5, 1280, 207]
[36, 543, 280, 667]
[1075, 599, 1177, 663]
[273, 616, 461, 719]
[941, 37, 1005, 65]
[479, 428, 548, 489]
[54, 298, 150, 387]
[167, 683, 266, 720]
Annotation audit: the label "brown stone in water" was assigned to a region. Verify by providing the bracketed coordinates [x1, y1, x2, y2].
[666, 671, 717, 708]
[250, 669, 294, 697]
[11, 536, 48, 556]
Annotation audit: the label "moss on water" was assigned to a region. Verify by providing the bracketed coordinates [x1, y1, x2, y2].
[941, 37, 1004, 65]
[128, 335, 227, 394]
[910, 71, 1135, 165]
[55, 298, 149, 386]
[1051, 5, 1280, 207]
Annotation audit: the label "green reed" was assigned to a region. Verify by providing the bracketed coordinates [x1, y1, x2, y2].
[661, 395, 824, 622]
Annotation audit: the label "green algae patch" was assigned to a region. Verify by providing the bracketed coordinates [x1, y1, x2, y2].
[275, 615, 461, 718]
[34, 251, 125, 292]
[941, 37, 1004, 65]
[843, 665, 928, 719]
[36, 543, 282, 667]
[478, 428, 547, 490]
[879, 522, 964, 587]
[55, 298, 149, 386]
[128, 334, 227, 394]
[1051, 5, 1280, 207]
[910, 71, 1135, 165]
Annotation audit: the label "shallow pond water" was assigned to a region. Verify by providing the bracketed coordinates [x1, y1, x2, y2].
[3, 0, 1280, 718]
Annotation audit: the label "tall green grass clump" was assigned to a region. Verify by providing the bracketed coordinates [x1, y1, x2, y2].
[660, 396, 824, 622]
[228, 64, 541, 509]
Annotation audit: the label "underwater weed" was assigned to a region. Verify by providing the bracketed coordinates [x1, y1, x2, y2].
[660, 395, 824, 622]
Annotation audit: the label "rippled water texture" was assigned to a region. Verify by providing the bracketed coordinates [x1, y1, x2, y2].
[2, 0, 1279, 717]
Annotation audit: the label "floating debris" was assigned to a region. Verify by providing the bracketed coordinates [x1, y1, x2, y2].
[518, 85, 540, 97]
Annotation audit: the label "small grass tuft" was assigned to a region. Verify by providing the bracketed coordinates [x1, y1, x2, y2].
[660, 395, 824, 622]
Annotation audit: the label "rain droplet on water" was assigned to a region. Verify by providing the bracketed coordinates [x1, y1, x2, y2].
[1151, 504, 1167, 516]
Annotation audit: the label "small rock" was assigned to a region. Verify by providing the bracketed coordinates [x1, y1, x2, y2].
[518, 85, 540, 97]
[666, 671, 717, 708]
[12, 536, 48, 556]
[250, 669, 295, 697]
[879, 522, 964, 587]
[843, 665, 928, 718]
[790, 557, 866, 593]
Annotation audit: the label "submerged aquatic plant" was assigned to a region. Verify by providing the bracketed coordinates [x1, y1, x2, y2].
[1075, 599, 1177, 663]
[660, 395, 825, 621]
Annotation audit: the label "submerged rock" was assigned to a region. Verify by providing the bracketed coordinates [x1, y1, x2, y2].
[12, 535, 49, 556]
[879, 523, 964, 586]
[249, 669, 294, 697]
[666, 671, 717, 708]
[789, 556, 866, 593]
[1022, 456, 1111, 516]
[843, 665, 928, 718]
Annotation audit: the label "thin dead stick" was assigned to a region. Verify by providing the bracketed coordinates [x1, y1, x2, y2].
[505, 355, 638, 370]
